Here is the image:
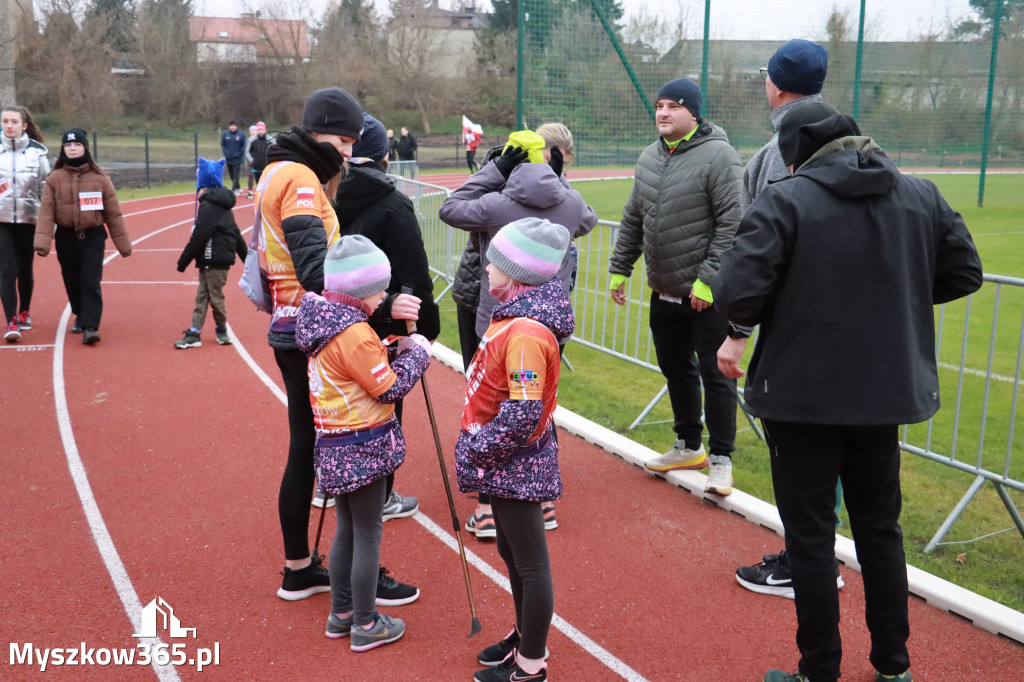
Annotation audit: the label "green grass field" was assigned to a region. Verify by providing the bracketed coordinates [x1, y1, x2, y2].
[430, 172, 1024, 611]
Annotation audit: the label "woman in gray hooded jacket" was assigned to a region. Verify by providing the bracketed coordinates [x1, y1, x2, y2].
[1, 105, 49, 342]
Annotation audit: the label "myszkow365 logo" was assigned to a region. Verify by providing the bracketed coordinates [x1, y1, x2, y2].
[7, 597, 220, 672]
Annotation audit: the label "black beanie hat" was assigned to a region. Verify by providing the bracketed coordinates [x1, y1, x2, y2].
[62, 127, 89, 149]
[768, 39, 829, 95]
[656, 77, 702, 121]
[302, 87, 364, 141]
[779, 102, 860, 170]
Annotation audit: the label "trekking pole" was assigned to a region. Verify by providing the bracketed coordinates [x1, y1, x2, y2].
[311, 493, 329, 566]
[402, 286, 482, 638]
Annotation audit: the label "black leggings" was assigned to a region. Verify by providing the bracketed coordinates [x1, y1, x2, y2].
[0, 222, 35, 323]
[275, 347, 317, 560]
[491, 497, 553, 660]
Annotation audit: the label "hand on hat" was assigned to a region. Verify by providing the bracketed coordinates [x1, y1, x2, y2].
[493, 145, 529, 180]
[548, 146, 564, 178]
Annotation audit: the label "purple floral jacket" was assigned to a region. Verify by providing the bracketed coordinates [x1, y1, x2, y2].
[455, 278, 574, 501]
[296, 291, 428, 495]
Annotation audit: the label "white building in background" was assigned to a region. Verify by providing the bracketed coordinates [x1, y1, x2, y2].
[388, 2, 488, 78]
[0, 0, 30, 104]
[190, 14, 310, 65]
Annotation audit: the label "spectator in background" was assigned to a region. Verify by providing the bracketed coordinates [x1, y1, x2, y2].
[397, 126, 417, 161]
[248, 121, 273, 185]
[465, 128, 481, 173]
[33, 127, 132, 346]
[607, 77, 743, 496]
[1, 105, 49, 342]
[243, 124, 258, 199]
[387, 128, 399, 162]
[220, 119, 247, 195]
[714, 102, 983, 682]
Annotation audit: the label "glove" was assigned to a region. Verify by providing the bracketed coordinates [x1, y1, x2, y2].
[493, 145, 529, 180]
[548, 145, 564, 177]
[396, 333, 432, 357]
[609, 273, 629, 291]
[691, 279, 714, 303]
[481, 144, 504, 168]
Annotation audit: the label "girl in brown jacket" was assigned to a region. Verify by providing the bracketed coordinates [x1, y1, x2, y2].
[34, 128, 132, 345]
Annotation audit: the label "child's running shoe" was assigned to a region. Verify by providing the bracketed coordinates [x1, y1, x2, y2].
[541, 502, 557, 530]
[215, 326, 231, 345]
[478, 625, 550, 667]
[382, 489, 418, 520]
[763, 672, 807, 682]
[325, 612, 353, 639]
[16, 311, 31, 330]
[474, 649, 547, 682]
[875, 671, 913, 681]
[349, 612, 405, 652]
[465, 507, 496, 538]
[174, 328, 201, 349]
[312, 485, 335, 508]
[277, 561, 330, 601]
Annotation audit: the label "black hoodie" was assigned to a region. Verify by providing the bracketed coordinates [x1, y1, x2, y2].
[332, 161, 440, 340]
[713, 139, 983, 425]
[177, 186, 247, 271]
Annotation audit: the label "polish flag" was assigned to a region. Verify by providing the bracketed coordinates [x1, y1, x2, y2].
[296, 187, 315, 200]
[371, 362, 390, 382]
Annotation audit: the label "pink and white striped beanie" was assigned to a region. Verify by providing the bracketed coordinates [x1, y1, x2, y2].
[323, 235, 391, 298]
[486, 217, 570, 285]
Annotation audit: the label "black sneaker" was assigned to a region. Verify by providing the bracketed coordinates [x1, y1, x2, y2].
[375, 566, 419, 606]
[478, 625, 521, 666]
[474, 649, 548, 682]
[735, 550, 844, 599]
[70, 318, 82, 334]
[277, 561, 331, 601]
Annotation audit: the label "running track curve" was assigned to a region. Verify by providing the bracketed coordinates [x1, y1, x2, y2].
[2, 192, 1022, 681]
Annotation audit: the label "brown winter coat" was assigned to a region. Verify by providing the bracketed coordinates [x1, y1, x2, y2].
[34, 164, 132, 257]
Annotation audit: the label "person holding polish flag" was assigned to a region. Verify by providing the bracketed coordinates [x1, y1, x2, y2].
[463, 115, 483, 173]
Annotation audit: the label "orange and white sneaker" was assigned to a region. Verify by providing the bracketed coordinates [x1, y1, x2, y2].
[645, 442, 708, 472]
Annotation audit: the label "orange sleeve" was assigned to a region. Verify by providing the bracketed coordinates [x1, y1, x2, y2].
[503, 331, 550, 401]
[335, 325, 398, 398]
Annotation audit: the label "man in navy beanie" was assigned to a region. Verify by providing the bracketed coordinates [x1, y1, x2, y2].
[721, 39, 845, 604]
[607, 76, 743, 496]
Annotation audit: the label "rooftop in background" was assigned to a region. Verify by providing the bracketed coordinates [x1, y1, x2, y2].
[189, 14, 311, 64]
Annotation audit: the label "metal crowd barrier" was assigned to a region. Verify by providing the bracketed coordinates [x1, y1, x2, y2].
[389, 160, 419, 180]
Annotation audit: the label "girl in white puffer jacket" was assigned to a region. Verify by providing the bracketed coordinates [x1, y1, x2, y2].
[0, 105, 50, 342]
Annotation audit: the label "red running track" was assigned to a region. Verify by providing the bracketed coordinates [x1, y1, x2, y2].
[2, 192, 1022, 681]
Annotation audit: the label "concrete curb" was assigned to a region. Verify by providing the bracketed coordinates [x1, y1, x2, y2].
[430, 341, 1024, 645]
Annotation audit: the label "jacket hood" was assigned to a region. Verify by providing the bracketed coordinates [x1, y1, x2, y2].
[501, 163, 570, 211]
[490, 278, 574, 342]
[295, 291, 369, 355]
[333, 163, 395, 217]
[200, 186, 237, 209]
[659, 120, 726, 154]
[797, 137, 898, 199]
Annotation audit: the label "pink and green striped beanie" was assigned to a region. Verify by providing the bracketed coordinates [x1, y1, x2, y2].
[486, 217, 570, 286]
[323, 235, 391, 298]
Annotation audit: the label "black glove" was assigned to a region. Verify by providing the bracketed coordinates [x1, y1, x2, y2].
[481, 144, 504, 168]
[493, 145, 529, 180]
[548, 145, 564, 178]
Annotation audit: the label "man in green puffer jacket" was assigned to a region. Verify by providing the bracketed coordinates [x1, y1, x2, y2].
[608, 77, 743, 496]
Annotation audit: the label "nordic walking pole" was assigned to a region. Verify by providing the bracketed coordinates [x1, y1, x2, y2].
[402, 286, 482, 638]
[311, 493, 329, 565]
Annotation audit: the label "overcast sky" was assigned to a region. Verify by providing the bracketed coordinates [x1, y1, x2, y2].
[194, 0, 977, 42]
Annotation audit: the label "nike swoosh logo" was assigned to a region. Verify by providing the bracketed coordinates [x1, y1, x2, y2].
[510, 673, 545, 682]
[765, 576, 792, 586]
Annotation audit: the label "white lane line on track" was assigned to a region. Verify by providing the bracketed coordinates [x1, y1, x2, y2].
[2, 343, 53, 350]
[52, 214, 194, 681]
[105, 281, 198, 285]
[230, 335, 648, 681]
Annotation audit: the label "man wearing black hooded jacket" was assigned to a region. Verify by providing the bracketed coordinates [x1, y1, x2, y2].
[713, 103, 983, 682]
